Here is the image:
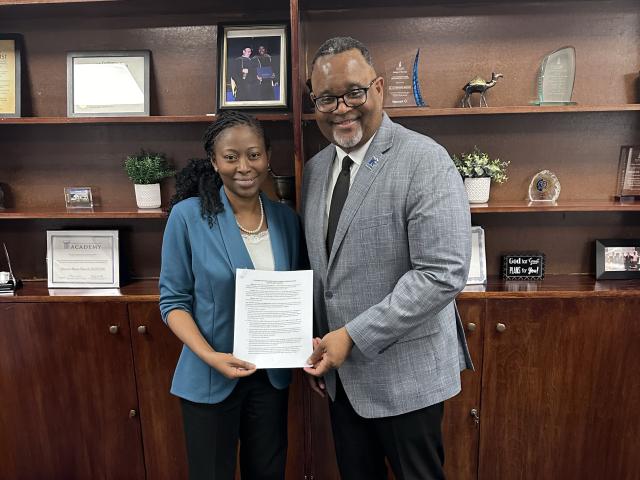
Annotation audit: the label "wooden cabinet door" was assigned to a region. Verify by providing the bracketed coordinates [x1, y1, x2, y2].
[480, 297, 640, 480]
[308, 298, 484, 480]
[0, 302, 145, 480]
[128, 303, 188, 480]
[128, 303, 306, 480]
[442, 298, 484, 480]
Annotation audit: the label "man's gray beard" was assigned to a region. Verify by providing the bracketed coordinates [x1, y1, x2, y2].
[333, 124, 363, 149]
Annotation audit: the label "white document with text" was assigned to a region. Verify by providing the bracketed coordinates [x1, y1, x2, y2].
[233, 269, 313, 369]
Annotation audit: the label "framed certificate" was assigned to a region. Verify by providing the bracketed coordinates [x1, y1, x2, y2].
[67, 50, 150, 117]
[0, 34, 21, 118]
[467, 226, 487, 285]
[46, 230, 119, 288]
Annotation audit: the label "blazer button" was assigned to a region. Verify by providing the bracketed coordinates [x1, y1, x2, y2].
[325, 291, 333, 299]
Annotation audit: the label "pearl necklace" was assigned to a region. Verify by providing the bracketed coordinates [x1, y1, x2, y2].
[236, 196, 264, 234]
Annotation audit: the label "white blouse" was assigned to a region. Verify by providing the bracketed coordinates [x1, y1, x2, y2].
[241, 230, 275, 271]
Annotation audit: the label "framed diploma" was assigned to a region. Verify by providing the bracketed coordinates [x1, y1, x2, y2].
[467, 226, 487, 284]
[67, 50, 150, 117]
[0, 34, 21, 118]
[46, 230, 120, 288]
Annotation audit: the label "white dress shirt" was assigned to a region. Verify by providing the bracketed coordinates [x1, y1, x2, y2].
[241, 230, 275, 271]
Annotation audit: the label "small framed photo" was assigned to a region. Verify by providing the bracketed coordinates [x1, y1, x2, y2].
[596, 239, 640, 279]
[0, 34, 21, 118]
[64, 186, 93, 209]
[218, 24, 288, 109]
[67, 50, 150, 117]
[467, 226, 487, 285]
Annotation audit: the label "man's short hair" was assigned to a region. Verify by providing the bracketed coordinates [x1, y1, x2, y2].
[307, 37, 373, 91]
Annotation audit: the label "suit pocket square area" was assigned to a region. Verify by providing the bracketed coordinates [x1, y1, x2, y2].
[354, 212, 393, 231]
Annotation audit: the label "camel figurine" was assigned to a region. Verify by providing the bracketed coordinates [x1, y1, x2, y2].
[461, 72, 503, 107]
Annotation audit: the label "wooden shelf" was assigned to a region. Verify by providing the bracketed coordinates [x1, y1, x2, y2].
[0, 0, 116, 4]
[470, 200, 640, 213]
[2, 275, 639, 302]
[0, 207, 167, 219]
[462, 274, 640, 298]
[301, 104, 640, 121]
[0, 113, 292, 125]
[0, 279, 160, 302]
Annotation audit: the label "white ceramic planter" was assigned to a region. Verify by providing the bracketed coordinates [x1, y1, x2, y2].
[464, 177, 491, 204]
[134, 183, 161, 209]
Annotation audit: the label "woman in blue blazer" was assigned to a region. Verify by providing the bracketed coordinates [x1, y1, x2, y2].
[159, 111, 303, 480]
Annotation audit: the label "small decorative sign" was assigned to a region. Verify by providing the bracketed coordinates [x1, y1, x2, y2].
[502, 253, 545, 280]
[46, 230, 119, 288]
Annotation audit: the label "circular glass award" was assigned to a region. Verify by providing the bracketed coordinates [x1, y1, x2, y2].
[528, 170, 561, 203]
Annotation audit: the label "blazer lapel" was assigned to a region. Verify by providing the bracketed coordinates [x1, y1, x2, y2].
[310, 145, 336, 273]
[328, 113, 395, 268]
[217, 187, 255, 272]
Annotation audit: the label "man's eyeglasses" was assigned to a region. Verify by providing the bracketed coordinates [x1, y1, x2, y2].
[310, 78, 378, 113]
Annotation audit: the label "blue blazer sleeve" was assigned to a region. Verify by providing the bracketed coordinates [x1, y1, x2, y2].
[159, 202, 195, 323]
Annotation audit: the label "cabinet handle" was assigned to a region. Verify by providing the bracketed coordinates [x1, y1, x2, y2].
[470, 408, 480, 427]
[108, 325, 119, 334]
[467, 322, 477, 332]
[129, 409, 137, 418]
[496, 323, 506, 333]
[137, 325, 148, 334]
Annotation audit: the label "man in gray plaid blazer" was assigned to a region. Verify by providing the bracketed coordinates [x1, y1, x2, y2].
[302, 37, 473, 480]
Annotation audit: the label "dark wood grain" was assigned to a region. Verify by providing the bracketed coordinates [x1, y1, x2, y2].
[128, 303, 188, 480]
[0, 302, 145, 479]
[480, 297, 640, 479]
[442, 298, 484, 480]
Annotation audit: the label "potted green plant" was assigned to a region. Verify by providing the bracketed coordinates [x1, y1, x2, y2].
[124, 151, 175, 208]
[452, 147, 509, 203]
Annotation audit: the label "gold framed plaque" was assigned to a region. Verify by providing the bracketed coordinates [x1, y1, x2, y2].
[616, 146, 640, 200]
[0, 34, 21, 118]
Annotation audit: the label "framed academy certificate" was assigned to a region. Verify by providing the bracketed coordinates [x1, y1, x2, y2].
[46, 230, 119, 288]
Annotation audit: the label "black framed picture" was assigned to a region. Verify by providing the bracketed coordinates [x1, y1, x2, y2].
[217, 24, 288, 109]
[595, 239, 640, 279]
[0, 34, 22, 118]
[66, 50, 150, 117]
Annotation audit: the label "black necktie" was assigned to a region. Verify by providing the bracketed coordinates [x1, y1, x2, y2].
[326, 156, 353, 254]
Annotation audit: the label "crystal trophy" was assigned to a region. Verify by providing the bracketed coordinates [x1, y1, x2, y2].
[384, 49, 426, 108]
[528, 170, 561, 203]
[532, 46, 576, 105]
[616, 146, 640, 200]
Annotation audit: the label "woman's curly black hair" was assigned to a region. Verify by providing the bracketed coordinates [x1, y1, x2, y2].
[169, 110, 270, 227]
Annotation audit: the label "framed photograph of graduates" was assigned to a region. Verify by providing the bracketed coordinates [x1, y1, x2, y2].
[0, 34, 21, 118]
[218, 24, 288, 109]
[67, 51, 150, 117]
[595, 239, 640, 280]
